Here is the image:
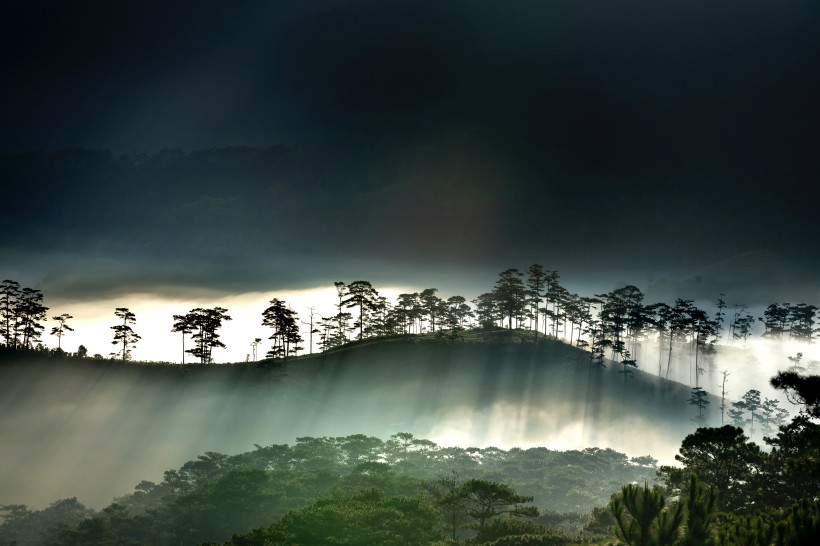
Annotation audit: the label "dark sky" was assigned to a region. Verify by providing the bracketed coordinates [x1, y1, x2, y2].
[2, 0, 819, 304]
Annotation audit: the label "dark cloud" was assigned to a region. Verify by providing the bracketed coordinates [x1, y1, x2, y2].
[1, 1, 819, 302]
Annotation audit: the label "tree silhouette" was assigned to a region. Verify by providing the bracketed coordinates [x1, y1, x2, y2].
[646, 303, 672, 376]
[0, 279, 21, 348]
[422, 473, 469, 540]
[660, 425, 762, 511]
[562, 293, 590, 346]
[444, 295, 472, 335]
[343, 281, 378, 340]
[459, 478, 538, 533]
[331, 282, 351, 345]
[665, 299, 694, 380]
[714, 293, 726, 344]
[617, 348, 638, 389]
[599, 285, 645, 364]
[760, 303, 791, 339]
[111, 307, 140, 361]
[472, 292, 500, 330]
[171, 313, 194, 364]
[526, 264, 548, 337]
[583, 315, 609, 370]
[771, 371, 820, 419]
[730, 306, 755, 344]
[788, 303, 818, 342]
[543, 270, 562, 336]
[734, 389, 762, 436]
[15, 287, 48, 350]
[688, 305, 716, 388]
[688, 386, 710, 423]
[50, 313, 73, 350]
[367, 295, 390, 337]
[718, 371, 730, 425]
[758, 397, 790, 436]
[493, 269, 527, 333]
[261, 299, 301, 361]
[302, 306, 320, 354]
[395, 292, 420, 334]
[419, 288, 444, 333]
[185, 307, 232, 364]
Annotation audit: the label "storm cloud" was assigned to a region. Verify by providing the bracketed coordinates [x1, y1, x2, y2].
[1, 0, 819, 302]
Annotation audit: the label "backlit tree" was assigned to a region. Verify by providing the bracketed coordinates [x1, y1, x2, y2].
[111, 307, 140, 361]
[50, 313, 73, 350]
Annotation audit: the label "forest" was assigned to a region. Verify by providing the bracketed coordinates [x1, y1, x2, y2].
[1, 266, 819, 544]
[0, 399, 817, 545]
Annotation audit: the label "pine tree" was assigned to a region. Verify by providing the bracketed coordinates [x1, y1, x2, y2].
[714, 294, 726, 344]
[0, 279, 21, 348]
[493, 269, 527, 333]
[50, 313, 74, 350]
[472, 292, 500, 330]
[419, 288, 444, 333]
[302, 306, 320, 354]
[343, 280, 378, 340]
[261, 299, 301, 361]
[111, 307, 140, 361]
[526, 264, 548, 338]
[17, 287, 48, 349]
[689, 386, 711, 423]
[185, 307, 232, 364]
[171, 313, 194, 364]
[610, 482, 683, 546]
[681, 475, 718, 546]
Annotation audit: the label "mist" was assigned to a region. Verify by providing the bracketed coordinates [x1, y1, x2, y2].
[0, 336, 739, 511]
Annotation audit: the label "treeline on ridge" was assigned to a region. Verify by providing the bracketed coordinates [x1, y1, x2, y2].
[2, 266, 817, 365]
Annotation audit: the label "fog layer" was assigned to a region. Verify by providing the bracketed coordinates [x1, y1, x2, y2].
[0, 339, 711, 509]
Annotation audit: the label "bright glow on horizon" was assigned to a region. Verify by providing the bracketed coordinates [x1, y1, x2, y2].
[46, 285, 418, 363]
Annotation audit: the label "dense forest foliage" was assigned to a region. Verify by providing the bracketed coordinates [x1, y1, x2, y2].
[0, 431, 656, 545]
[1, 406, 818, 545]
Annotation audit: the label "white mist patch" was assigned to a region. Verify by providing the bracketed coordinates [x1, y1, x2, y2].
[628, 336, 818, 418]
[426, 401, 687, 466]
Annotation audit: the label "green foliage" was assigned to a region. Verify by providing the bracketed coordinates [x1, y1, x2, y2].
[483, 534, 573, 546]
[609, 483, 683, 546]
[0, 433, 656, 546]
[473, 517, 549, 544]
[659, 426, 762, 512]
[759, 415, 820, 508]
[778, 498, 820, 546]
[461, 479, 539, 532]
[715, 513, 776, 546]
[0, 498, 93, 546]
[581, 505, 616, 541]
[229, 488, 442, 546]
[681, 474, 718, 546]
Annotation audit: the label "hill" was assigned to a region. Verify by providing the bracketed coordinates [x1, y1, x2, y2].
[0, 335, 710, 509]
